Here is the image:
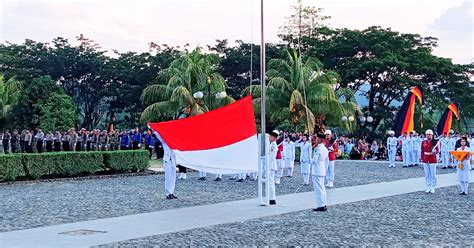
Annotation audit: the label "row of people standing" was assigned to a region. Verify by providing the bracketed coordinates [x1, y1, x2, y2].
[1, 128, 164, 158]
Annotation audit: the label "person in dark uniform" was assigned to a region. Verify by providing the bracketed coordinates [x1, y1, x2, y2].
[144, 129, 153, 158]
[35, 129, 45, 153]
[20, 130, 26, 153]
[2, 130, 11, 154]
[153, 133, 164, 159]
[54, 131, 62, 152]
[76, 129, 84, 152]
[10, 130, 20, 153]
[45, 131, 54, 152]
[132, 127, 141, 150]
[120, 130, 130, 150]
[24, 130, 33, 153]
[62, 131, 71, 151]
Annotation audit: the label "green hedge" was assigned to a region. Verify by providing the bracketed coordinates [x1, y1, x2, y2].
[0, 155, 25, 182]
[103, 150, 149, 172]
[0, 150, 150, 182]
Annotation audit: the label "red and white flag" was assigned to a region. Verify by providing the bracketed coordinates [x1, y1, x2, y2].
[148, 96, 258, 174]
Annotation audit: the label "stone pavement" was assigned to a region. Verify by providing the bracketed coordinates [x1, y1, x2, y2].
[1, 171, 470, 247]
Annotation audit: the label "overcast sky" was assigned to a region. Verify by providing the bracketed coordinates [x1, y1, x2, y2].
[0, 0, 472, 64]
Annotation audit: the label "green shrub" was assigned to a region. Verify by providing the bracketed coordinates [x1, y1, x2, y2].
[103, 150, 150, 172]
[0, 155, 24, 182]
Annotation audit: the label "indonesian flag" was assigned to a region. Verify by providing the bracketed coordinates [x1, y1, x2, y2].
[148, 96, 258, 174]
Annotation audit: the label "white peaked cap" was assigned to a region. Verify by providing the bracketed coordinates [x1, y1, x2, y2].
[425, 129, 434, 135]
[324, 130, 332, 135]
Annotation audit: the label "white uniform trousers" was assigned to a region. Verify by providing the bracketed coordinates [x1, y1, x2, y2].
[312, 175, 327, 208]
[164, 161, 176, 195]
[388, 148, 397, 167]
[402, 149, 410, 166]
[284, 159, 294, 177]
[215, 174, 222, 179]
[238, 173, 246, 180]
[325, 160, 335, 186]
[423, 163, 437, 189]
[269, 169, 276, 201]
[413, 150, 421, 165]
[199, 171, 207, 177]
[457, 168, 471, 193]
[275, 159, 283, 184]
[441, 151, 450, 168]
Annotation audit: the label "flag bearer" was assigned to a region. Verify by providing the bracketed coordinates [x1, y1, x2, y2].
[455, 137, 471, 195]
[311, 133, 329, 212]
[421, 129, 439, 193]
[156, 132, 177, 200]
[268, 130, 279, 205]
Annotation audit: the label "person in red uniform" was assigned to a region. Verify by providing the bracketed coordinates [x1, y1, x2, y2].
[275, 138, 284, 184]
[421, 129, 439, 193]
[324, 130, 338, 188]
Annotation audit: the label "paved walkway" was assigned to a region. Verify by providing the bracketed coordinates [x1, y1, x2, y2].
[1, 171, 470, 248]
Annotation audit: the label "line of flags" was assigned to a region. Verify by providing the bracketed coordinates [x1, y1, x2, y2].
[394, 86, 461, 136]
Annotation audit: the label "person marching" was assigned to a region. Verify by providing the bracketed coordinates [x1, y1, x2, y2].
[455, 137, 471, 195]
[295, 134, 312, 186]
[324, 130, 338, 188]
[311, 133, 329, 212]
[421, 129, 439, 193]
[267, 130, 279, 205]
[282, 136, 295, 177]
[387, 131, 398, 168]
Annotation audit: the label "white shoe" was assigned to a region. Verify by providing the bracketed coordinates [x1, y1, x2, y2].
[177, 174, 182, 179]
[425, 188, 430, 193]
[328, 184, 334, 188]
[430, 188, 435, 194]
[182, 174, 187, 179]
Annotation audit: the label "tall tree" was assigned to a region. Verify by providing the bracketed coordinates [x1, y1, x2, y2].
[0, 74, 22, 128]
[300, 26, 473, 132]
[140, 48, 234, 123]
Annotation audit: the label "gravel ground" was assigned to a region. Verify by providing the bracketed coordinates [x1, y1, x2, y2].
[0, 161, 456, 232]
[100, 185, 474, 247]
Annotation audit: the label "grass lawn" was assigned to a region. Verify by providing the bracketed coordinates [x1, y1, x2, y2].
[148, 159, 163, 168]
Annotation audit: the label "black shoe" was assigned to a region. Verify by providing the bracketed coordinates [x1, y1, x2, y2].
[312, 207, 327, 212]
[171, 194, 178, 199]
[403, 165, 408, 168]
[269, 200, 276, 205]
[166, 194, 173, 199]
[236, 179, 244, 182]
[214, 178, 222, 181]
[198, 177, 206, 180]
[460, 192, 467, 195]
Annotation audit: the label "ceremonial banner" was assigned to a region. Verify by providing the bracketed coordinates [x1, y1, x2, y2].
[393, 87, 423, 136]
[436, 103, 459, 135]
[148, 96, 258, 174]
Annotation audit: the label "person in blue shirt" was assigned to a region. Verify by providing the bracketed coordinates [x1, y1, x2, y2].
[120, 130, 130, 150]
[132, 127, 141, 150]
[144, 129, 154, 158]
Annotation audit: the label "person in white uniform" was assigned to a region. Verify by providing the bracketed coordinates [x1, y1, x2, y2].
[413, 132, 422, 166]
[399, 132, 410, 167]
[282, 136, 295, 177]
[449, 133, 458, 168]
[156, 133, 177, 199]
[455, 137, 471, 195]
[440, 133, 451, 169]
[311, 133, 329, 212]
[387, 131, 398, 168]
[268, 130, 279, 205]
[295, 134, 312, 185]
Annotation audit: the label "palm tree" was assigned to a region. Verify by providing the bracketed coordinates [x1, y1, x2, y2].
[140, 48, 234, 122]
[244, 50, 356, 133]
[0, 74, 21, 126]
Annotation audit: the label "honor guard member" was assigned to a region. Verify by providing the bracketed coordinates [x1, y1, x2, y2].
[282, 136, 296, 177]
[2, 130, 10, 154]
[324, 130, 338, 188]
[440, 133, 451, 169]
[267, 130, 279, 205]
[311, 133, 329, 212]
[156, 132, 178, 199]
[35, 129, 45, 153]
[449, 132, 457, 168]
[413, 132, 422, 166]
[407, 131, 417, 166]
[45, 131, 54, 152]
[387, 131, 398, 167]
[11, 130, 20, 153]
[53, 131, 62, 152]
[455, 137, 471, 195]
[295, 134, 313, 185]
[275, 137, 284, 184]
[398, 132, 410, 167]
[421, 129, 439, 193]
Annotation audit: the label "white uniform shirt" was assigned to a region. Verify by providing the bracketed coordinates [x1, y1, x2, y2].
[387, 136, 398, 150]
[440, 137, 451, 152]
[311, 143, 329, 176]
[282, 141, 295, 160]
[295, 141, 312, 163]
[414, 136, 422, 151]
[268, 141, 278, 171]
[399, 136, 410, 150]
[449, 137, 457, 151]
